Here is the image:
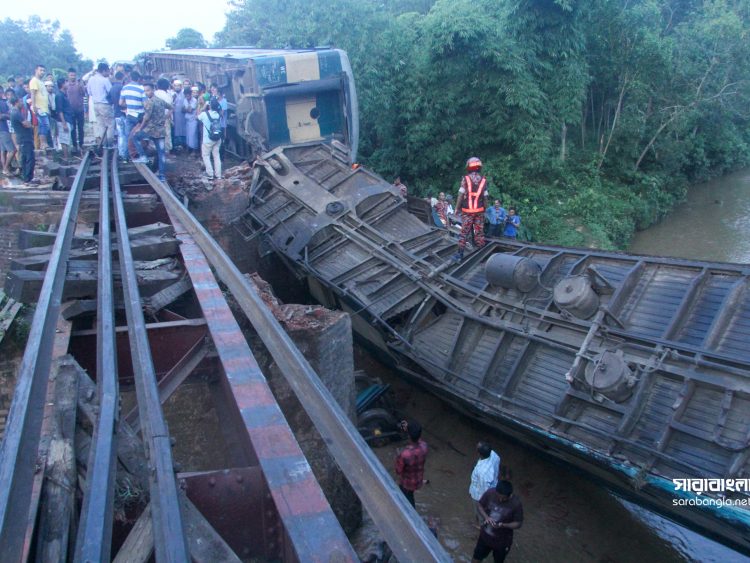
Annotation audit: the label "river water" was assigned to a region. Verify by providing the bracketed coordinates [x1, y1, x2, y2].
[630, 169, 750, 263]
[354, 171, 750, 561]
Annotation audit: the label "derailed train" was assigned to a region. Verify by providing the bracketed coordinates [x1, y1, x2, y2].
[235, 141, 750, 555]
[142, 48, 358, 161]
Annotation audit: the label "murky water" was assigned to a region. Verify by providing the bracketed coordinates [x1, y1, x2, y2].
[630, 169, 750, 263]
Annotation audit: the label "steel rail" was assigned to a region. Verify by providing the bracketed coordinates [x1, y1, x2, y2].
[135, 163, 450, 562]
[74, 150, 119, 561]
[113, 162, 190, 562]
[0, 151, 92, 561]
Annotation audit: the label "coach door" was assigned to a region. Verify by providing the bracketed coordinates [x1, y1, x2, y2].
[285, 96, 323, 144]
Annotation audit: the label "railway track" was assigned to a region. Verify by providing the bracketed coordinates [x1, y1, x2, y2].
[0, 152, 448, 562]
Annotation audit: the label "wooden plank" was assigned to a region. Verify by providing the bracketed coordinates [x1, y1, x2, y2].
[19, 223, 172, 252]
[61, 271, 187, 319]
[77, 369, 150, 488]
[15, 237, 180, 269]
[20, 360, 61, 561]
[143, 277, 193, 314]
[35, 357, 80, 563]
[0, 301, 22, 346]
[5, 268, 181, 303]
[18, 230, 93, 250]
[112, 503, 154, 563]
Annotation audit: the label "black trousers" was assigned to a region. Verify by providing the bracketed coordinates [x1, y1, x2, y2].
[399, 486, 415, 507]
[473, 535, 511, 562]
[70, 109, 85, 148]
[20, 141, 35, 182]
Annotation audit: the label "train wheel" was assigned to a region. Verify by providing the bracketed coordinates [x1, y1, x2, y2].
[358, 408, 396, 448]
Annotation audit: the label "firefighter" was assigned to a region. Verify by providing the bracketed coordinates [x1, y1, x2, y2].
[453, 157, 489, 261]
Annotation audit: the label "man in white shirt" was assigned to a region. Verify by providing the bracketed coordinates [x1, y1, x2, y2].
[470, 442, 501, 518]
[87, 62, 114, 147]
[198, 99, 223, 180]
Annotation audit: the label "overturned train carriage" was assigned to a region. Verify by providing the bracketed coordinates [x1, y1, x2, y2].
[237, 142, 750, 555]
[142, 48, 358, 160]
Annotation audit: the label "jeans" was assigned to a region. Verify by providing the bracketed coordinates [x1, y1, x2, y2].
[115, 116, 128, 159]
[123, 115, 141, 157]
[70, 109, 85, 148]
[20, 141, 35, 182]
[133, 130, 166, 177]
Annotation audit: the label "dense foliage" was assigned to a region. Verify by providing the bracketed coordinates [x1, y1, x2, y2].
[0, 17, 91, 78]
[217, 0, 750, 249]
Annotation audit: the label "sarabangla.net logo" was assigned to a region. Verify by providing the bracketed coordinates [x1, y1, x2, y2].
[672, 479, 750, 507]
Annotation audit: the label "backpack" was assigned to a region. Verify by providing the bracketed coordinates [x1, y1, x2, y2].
[206, 113, 222, 141]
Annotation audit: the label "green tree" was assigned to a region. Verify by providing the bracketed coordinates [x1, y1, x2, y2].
[166, 28, 208, 49]
[0, 17, 91, 79]
[215, 0, 750, 249]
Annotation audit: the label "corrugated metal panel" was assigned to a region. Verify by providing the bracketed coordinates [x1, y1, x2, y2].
[716, 289, 750, 358]
[620, 266, 695, 337]
[676, 275, 736, 345]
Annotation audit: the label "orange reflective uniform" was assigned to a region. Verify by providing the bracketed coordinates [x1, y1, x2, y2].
[461, 175, 486, 214]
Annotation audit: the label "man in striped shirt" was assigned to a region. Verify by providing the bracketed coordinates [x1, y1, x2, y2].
[118, 71, 145, 161]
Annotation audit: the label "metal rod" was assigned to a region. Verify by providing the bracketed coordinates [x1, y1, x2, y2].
[112, 162, 190, 562]
[0, 151, 92, 561]
[135, 163, 450, 562]
[74, 150, 119, 562]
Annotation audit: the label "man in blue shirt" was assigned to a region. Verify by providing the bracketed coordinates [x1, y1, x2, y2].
[485, 200, 507, 238]
[503, 206, 521, 239]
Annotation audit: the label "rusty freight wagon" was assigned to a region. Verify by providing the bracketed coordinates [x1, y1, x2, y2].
[236, 141, 750, 556]
[142, 48, 359, 161]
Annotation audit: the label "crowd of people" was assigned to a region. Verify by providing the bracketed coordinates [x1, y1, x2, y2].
[0, 61, 228, 185]
[395, 420, 523, 562]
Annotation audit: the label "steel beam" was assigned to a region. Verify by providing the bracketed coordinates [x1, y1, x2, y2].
[0, 151, 91, 562]
[75, 150, 119, 562]
[136, 163, 450, 562]
[114, 162, 190, 562]
[167, 211, 357, 560]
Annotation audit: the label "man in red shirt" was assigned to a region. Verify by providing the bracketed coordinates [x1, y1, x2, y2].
[395, 420, 428, 508]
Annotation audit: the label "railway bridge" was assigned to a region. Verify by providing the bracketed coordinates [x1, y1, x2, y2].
[0, 151, 449, 562]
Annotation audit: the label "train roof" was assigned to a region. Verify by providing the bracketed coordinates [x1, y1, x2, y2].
[147, 47, 341, 60]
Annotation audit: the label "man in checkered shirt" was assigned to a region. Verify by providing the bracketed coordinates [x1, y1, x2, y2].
[395, 420, 428, 508]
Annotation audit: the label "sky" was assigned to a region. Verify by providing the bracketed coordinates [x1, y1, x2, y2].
[16, 0, 231, 64]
